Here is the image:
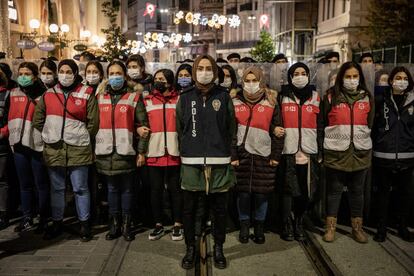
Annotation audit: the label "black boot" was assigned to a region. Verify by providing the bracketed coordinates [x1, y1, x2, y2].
[43, 220, 63, 240]
[373, 220, 387, 242]
[213, 243, 227, 269]
[14, 216, 33, 232]
[281, 216, 294, 241]
[0, 211, 8, 230]
[106, 214, 121, 240]
[122, 214, 134, 241]
[253, 220, 265, 244]
[239, 220, 250, 243]
[294, 215, 305, 241]
[34, 217, 48, 235]
[181, 245, 196, 270]
[80, 220, 92, 242]
[398, 218, 414, 242]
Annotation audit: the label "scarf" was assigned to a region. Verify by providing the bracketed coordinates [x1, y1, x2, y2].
[192, 55, 218, 94]
[241, 66, 276, 106]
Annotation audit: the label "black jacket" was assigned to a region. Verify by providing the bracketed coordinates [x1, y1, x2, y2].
[0, 87, 10, 155]
[176, 85, 236, 165]
[372, 87, 414, 169]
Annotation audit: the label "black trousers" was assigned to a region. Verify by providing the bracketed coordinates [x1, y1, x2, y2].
[147, 166, 182, 224]
[282, 164, 309, 221]
[0, 155, 8, 212]
[326, 167, 368, 218]
[375, 166, 414, 224]
[183, 190, 228, 246]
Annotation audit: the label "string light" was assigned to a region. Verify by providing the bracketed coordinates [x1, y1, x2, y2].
[174, 11, 240, 29]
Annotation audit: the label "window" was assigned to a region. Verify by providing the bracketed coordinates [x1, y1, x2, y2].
[322, 0, 326, 21]
[342, 0, 346, 13]
[327, 0, 331, 19]
[332, 0, 336, 17]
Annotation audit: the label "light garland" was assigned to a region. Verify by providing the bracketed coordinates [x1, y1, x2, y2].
[174, 11, 240, 29]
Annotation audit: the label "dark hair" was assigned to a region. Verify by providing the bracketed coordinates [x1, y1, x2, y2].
[0, 63, 12, 79]
[359, 52, 373, 63]
[86, 60, 104, 80]
[227, 53, 240, 61]
[80, 51, 96, 61]
[216, 57, 228, 63]
[47, 56, 59, 62]
[154, 69, 175, 87]
[126, 54, 146, 71]
[40, 59, 57, 74]
[107, 60, 127, 76]
[388, 66, 414, 92]
[325, 51, 340, 60]
[271, 53, 288, 63]
[0, 70, 7, 88]
[175, 63, 193, 90]
[375, 69, 389, 85]
[332, 61, 370, 100]
[18, 62, 39, 77]
[221, 65, 238, 89]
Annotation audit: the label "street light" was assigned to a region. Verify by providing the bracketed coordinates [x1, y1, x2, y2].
[49, 24, 59, 33]
[248, 16, 256, 20]
[29, 19, 40, 29]
[60, 24, 70, 33]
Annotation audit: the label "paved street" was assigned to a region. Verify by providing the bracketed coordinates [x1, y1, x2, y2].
[0, 218, 412, 275]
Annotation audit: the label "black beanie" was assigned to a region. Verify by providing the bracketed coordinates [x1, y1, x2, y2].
[58, 59, 79, 75]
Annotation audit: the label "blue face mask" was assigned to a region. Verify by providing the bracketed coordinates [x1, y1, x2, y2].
[17, 75, 34, 87]
[108, 75, 124, 90]
[177, 77, 192, 88]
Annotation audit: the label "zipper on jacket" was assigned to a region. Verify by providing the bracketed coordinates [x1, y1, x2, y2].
[19, 97, 31, 142]
[241, 103, 256, 145]
[350, 103, 354, 144]
[298, 102, 303, 152]
[60, 95, 69, 140]
[249, 155, 254, 193]
[390, 95, 400, 161]
[163, 101, 168, 154]
[111, 96, 116, 156]
[202, 95, 208, 194]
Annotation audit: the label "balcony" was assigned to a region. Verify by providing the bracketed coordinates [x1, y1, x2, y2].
[240, 3, 252, 12]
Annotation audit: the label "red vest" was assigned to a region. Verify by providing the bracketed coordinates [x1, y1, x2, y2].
[281, 91, 320, 154]
[8, 88, 43, 151]
[42, 84, 92, 146]
[143, 91, 180, 158]
[233, 96, 274, 157]
[95, 91, 139, 156]
[324, 93, 372, 151]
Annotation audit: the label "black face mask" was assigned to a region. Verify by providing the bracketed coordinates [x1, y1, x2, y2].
[154, 81, 168, 92]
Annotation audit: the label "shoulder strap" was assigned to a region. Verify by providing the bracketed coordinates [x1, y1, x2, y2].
[52, 87, 84, 122]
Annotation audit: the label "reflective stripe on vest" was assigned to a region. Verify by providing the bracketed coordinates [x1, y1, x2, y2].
[95, 92, 139, 156]
[42, 85, 91, 146]
[323, 95, 372, 151]
[8, 88, 43, 151]
[144, 95, 180, 157]
[373, 151, 414, 160]
[281, 91, 320, 154]
[233, 97, 274, 157]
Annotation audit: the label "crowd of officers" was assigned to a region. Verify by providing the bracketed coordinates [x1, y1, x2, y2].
[0, 50, 412, 270]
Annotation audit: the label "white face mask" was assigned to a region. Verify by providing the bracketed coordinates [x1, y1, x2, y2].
[58, 73, 75, 87]
[40, 75, 54, 85]
[243, 82, 260, 94]
[291, 75, 309, 89]
[392, 80, 409, 92]
[86, 74, 100, 85]
[222, 77, 232, 88]
[127, 68, 141, 79]
[343, 78, 359, 91]
[197, 71, 214, 85]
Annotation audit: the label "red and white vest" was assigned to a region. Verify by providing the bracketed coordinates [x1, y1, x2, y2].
[8, 88, 43, 151]
[324, 94, 372, 151]
[143, 92, 180, 157]
[42, 84, 92, 146]
[233, 97, 274, 157]
[281, 91, 320, 154]
[95, 91, 139, 156]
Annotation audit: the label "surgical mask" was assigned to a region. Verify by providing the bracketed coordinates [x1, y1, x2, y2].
[127, 68, 141, 79]
[17, 75, 33, 87]
[343, 78, 359, 91]
[108, 75, 124, 90]
[222, 77, 232, 88]
[291, 75, 308, 89]
[153, 81, 167, 92]
[40, 75, 55, 85]
[177, 77, 192, 88]
[243, 82, 260, 94]
[378, 81, 389, 87]
[392, 80, 409, 92]
[58, 73, 75, 87]
[196, 71, 214, 85]
[86, 74, 101, 85]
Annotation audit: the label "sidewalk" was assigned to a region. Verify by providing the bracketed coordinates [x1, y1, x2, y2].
[0, 218, 115, 275]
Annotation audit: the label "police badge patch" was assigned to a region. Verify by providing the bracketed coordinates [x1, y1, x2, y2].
[212, 99, 221, 111]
